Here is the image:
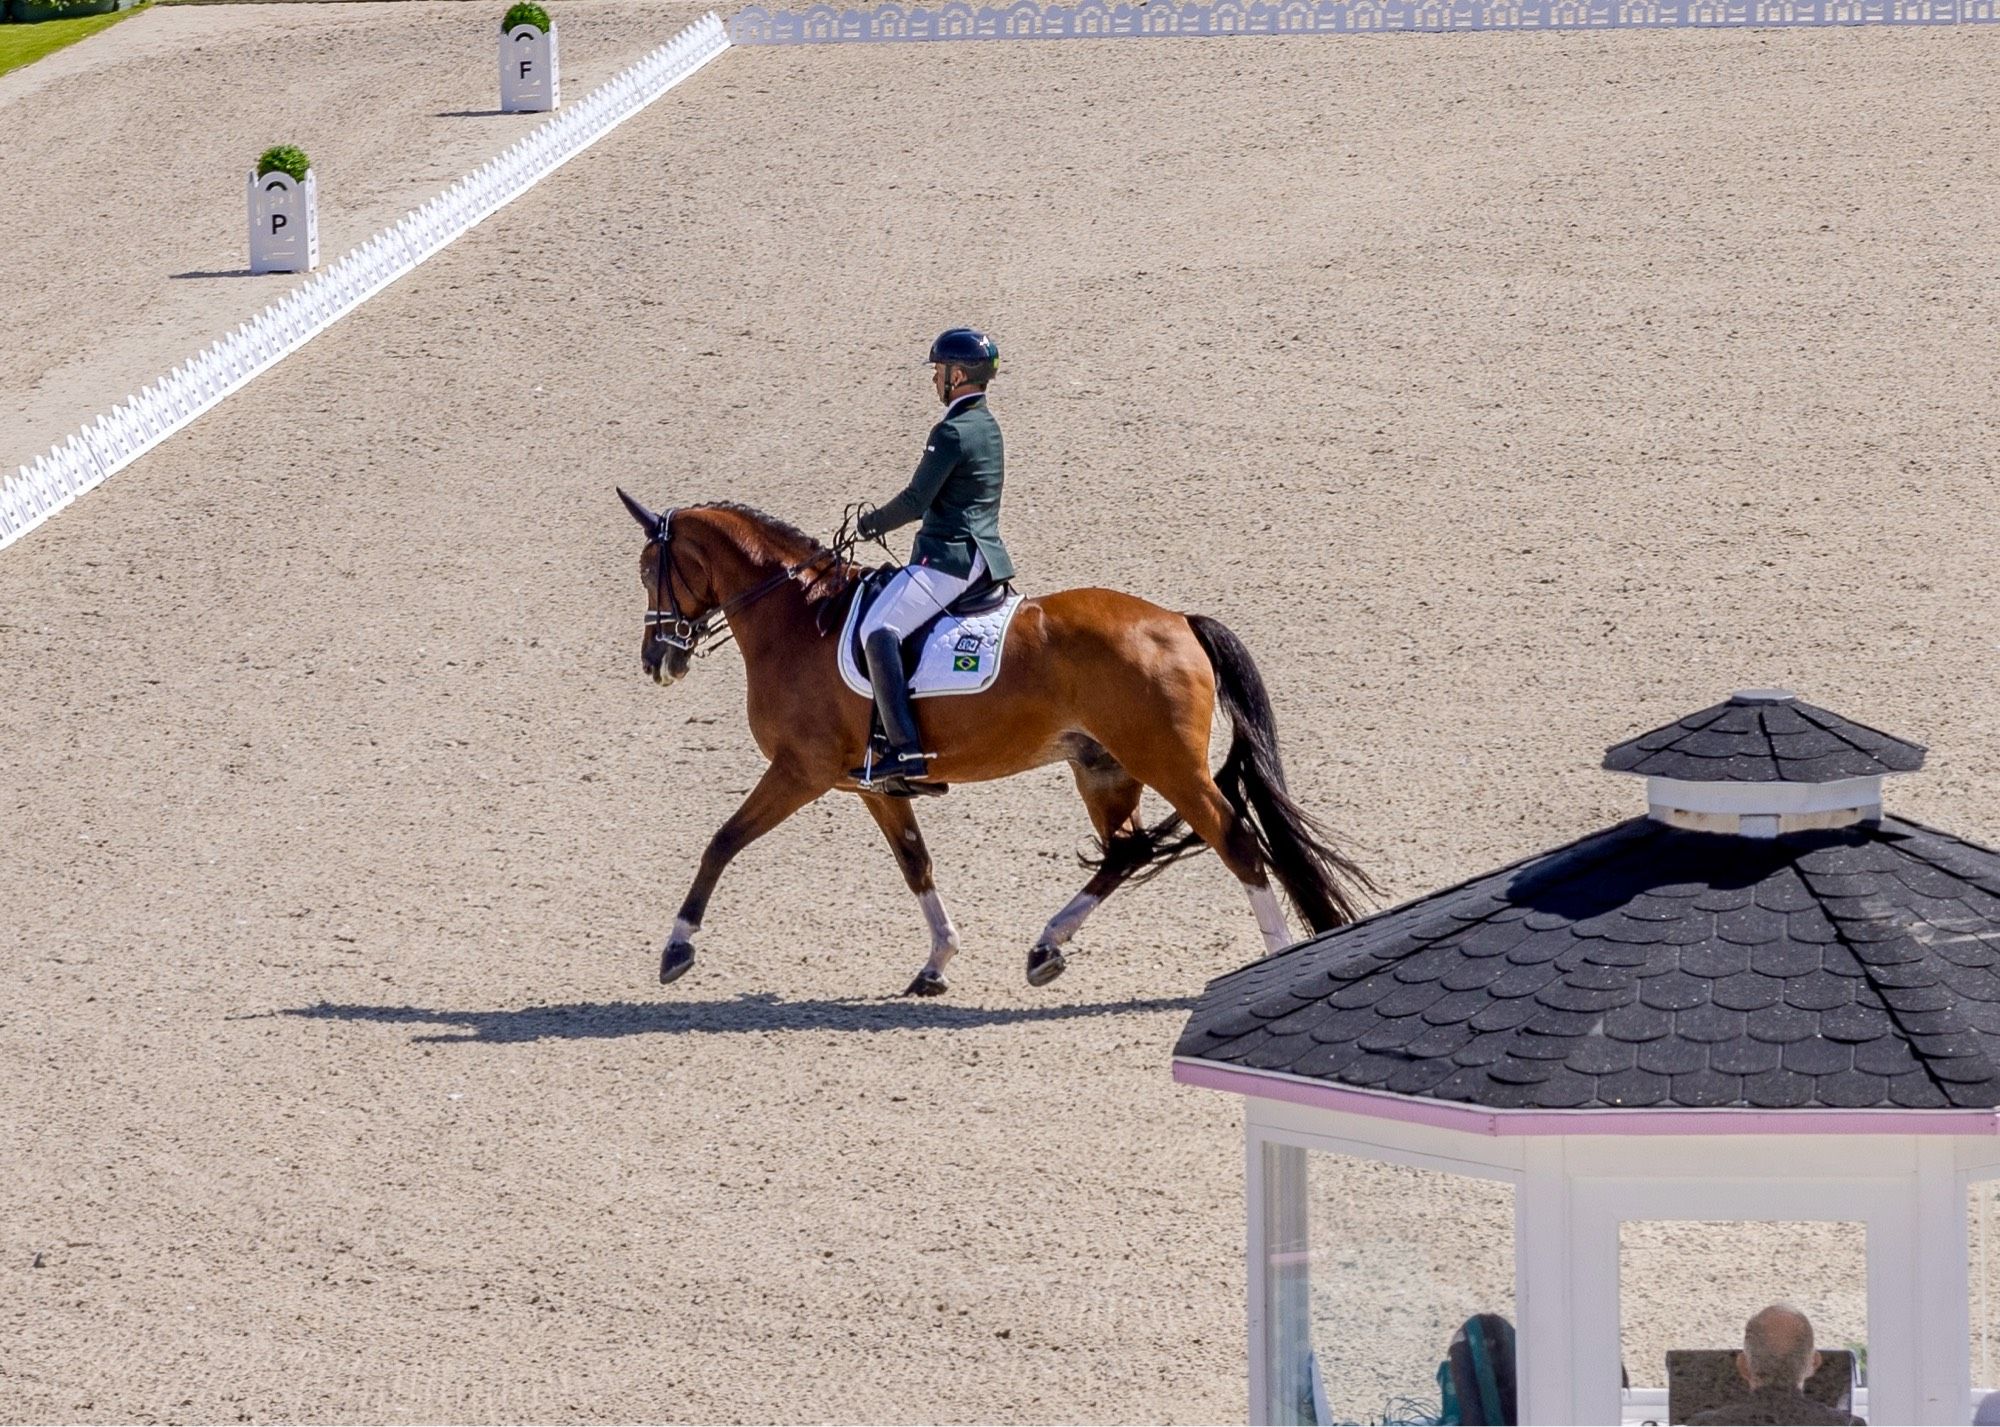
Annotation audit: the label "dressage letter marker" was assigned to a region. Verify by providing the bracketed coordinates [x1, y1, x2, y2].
[248, 170, 319, 275]
[500, 23, 560, 112]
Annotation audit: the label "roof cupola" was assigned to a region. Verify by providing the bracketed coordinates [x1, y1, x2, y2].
[1602, 689, 1926, 839]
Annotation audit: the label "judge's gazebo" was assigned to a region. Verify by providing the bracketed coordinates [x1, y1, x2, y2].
[1175, 691, 2000, 1424]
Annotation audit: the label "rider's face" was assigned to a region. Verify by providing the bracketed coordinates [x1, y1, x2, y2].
[931, 362, 951, 403]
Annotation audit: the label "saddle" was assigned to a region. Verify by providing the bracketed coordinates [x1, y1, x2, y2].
[834, 567, 1026, 704]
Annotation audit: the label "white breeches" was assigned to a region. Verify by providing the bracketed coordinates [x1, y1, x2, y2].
[858, 551, 988, 641]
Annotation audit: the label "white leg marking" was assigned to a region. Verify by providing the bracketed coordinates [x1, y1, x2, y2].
[1247, 884, 1293, 955]
[671, 916, 697, 946]
[919, 889, 960, 976]
[1037, 892, 1102, 950]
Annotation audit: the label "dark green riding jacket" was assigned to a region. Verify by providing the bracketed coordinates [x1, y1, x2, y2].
[858, 392, 1015, 581]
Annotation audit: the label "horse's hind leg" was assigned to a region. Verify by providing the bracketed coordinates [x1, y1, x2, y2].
[860, 793, 962, 998]
[1145, 767, 1294, 954]
[1096, 726, 1296, 956]
[1026, 739, 1154, 988]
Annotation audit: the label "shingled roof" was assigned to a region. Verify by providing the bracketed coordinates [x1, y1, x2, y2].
[1177, 695, 2000, 1116]
[1602, 690, 1926, 784]
[1175, 816, 2000, 1112]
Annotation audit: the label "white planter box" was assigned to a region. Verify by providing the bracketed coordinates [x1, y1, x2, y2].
[499, 23, 560, 112]
[247, 168, 319, 275]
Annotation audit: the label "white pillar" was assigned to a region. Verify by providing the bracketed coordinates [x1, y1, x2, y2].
[1864, 1170, 1922, 1425]
[1515, 1141, 1573, 1424]
[1248, 1130, 1310, 1426]
[1911, 1138, 1972, 1423]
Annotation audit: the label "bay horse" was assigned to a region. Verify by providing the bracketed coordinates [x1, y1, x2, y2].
[617, 492, 1375, 995]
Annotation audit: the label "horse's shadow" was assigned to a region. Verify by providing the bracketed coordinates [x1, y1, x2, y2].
[278, 991, 1198, 1045]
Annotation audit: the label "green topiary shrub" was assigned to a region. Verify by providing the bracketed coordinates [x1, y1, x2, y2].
[255, 145, 311, 183]
[501, 2, 550, 31]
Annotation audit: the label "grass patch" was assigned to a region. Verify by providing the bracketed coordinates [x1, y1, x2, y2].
[0, 2, 148, 81]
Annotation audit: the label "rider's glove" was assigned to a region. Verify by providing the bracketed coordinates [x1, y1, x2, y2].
[855, 505, 881, 541]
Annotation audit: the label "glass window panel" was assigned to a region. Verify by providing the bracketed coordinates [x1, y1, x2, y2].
[1305, 1150, 1515, 1424]
[1971, 1181, 2000, 1394]
[1619, 1220, 1867, 1395]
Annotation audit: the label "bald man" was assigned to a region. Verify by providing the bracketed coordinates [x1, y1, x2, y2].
[1688, 1304, 1864, 1426]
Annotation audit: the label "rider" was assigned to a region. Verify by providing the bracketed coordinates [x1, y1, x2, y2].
[850, 327, 1016, 794]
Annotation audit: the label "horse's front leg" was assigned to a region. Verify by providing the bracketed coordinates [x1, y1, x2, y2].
[860, 793, 961, 997]
[661, 761, 822, 984]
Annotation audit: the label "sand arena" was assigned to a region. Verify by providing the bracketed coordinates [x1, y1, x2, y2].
[3, 3, 2000, 1419]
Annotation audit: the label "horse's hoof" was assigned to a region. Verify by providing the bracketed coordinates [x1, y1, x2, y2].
[904, 970, 949, 998]
[1026, 944, 1067, 988]
[660, 940, 696, 985]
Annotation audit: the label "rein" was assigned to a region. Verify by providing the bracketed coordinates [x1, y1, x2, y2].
[645, 509, 852, 660]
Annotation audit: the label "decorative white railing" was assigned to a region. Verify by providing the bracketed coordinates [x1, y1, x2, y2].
[727, 0, 1996, 43]
[0, 11, 730, 555]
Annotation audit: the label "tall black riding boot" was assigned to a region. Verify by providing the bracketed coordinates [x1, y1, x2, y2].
[852, 628, 939, 795]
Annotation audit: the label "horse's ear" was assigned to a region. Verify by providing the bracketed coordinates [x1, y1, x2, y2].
[616, 487, 662, 537]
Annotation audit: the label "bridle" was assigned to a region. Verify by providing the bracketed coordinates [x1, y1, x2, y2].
[643, 509, 850, 662]
[644, 508, 708, 654]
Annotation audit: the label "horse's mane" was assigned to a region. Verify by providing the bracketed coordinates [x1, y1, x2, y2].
[694, 501, 857, 613]
[696, 501, 823, 557]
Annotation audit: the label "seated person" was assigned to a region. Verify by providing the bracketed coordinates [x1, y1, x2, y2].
[1688, 1304, 1864, 1426]
[1438, 1312, 1516, 1425]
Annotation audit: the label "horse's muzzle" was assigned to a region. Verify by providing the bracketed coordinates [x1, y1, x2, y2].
[644, 643, 691, 686]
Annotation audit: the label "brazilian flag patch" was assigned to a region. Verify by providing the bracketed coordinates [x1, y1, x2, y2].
[952, 654, 981, 673]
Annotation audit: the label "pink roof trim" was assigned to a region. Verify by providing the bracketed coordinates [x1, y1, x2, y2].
[1171, 1059, 2000, 1137]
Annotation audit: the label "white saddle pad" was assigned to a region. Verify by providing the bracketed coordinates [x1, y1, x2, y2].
[837, 590, 1026, 700]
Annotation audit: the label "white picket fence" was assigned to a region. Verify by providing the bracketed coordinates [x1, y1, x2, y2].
[0, 11, 730, 556]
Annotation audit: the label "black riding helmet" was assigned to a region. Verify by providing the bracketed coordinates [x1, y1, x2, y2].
[927, 327, 1000, 366]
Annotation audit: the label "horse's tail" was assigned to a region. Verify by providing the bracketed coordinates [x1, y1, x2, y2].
[1186, 614, 1378, 934]
[1078, 807, 1206, 889]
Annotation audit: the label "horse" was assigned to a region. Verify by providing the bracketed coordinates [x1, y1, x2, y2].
[616, 492, 1376, 995]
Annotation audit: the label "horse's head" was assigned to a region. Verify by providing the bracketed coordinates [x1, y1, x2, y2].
[618, 488, 718, 687]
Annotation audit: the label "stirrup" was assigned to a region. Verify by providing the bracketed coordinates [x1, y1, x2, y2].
[853, 742, 944, 796]
[872, 775, 948, 799]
